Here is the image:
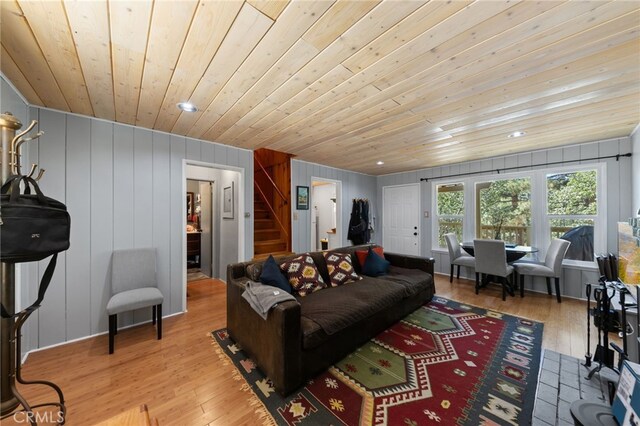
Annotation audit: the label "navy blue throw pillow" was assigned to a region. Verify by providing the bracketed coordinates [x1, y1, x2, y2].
[362, 247, 390, 277]
[260, 255, 292, 294]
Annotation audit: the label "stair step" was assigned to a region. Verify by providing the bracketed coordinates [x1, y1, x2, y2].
[254, 239, 287, 254]
[255, 228, 281, 241]
[255, 219, 275, 230]
[254, 209, 271, 219]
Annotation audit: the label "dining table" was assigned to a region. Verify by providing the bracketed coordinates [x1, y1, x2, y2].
[460, 242, 539, 263]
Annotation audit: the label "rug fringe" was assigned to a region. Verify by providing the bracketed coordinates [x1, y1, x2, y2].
[209, 332, 277, 426]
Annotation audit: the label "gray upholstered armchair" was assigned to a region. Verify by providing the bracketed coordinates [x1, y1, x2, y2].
[514, 239, 570, 303]
[106, 248, 164, 354]
[444, 233, 475, 283]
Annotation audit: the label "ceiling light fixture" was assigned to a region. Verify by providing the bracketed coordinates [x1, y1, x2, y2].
[434, 141, 460, 149]
[177, 102, 198, 112]
[376, 161, 384, 165]
[508, 131, 526, 138]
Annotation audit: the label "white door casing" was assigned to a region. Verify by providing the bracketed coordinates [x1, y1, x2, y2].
[382, 184, 420, 255]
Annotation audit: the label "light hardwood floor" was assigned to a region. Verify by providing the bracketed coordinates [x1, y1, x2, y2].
[5, 274, 601, 425]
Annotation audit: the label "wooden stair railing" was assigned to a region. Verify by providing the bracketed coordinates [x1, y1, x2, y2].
[254, 154, 288, 204]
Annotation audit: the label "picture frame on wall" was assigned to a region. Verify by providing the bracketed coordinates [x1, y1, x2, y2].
[296, 186, 309, 210]
[223, 182, 234, 219]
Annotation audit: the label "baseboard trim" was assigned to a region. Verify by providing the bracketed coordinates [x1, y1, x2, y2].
[23, 311, 184, 361]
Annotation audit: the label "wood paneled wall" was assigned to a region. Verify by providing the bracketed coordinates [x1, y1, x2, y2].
[291, 159, 377, 253]
[2, 76, 253, 354]
[376, 137, 634, 299]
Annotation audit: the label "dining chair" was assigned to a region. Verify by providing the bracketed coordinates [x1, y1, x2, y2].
[444, 233, 475, 283]
[106, 248, 164, 354]
[513, 239, 570, 303]
[473, 239, 514, 301]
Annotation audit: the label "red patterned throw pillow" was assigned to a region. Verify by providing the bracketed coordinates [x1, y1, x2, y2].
[324, 252, 361, 287]
[280, 254, 326, 296]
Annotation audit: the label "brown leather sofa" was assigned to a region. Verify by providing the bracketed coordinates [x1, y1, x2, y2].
[226, 244, 435, 395]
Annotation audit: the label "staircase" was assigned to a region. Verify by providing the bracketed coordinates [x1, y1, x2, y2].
[254, 198, 288, 257]
[253, 149, 292, 259]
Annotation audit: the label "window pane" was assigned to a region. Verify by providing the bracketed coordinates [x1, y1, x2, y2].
[550, 218, 594, 261]
[437, 183, 464, 215]
[547, 170, 597, 215]
[436, 183, 463, 247]
[477, 178, 531, 245]
[438, 218, 463, 248]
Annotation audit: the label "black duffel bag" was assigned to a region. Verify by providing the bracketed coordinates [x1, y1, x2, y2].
[0, 175, 70, 318]
[1, 175, 70, 262]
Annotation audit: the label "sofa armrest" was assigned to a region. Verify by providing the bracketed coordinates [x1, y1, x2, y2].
[226, 276, 302, 395]
[384, 252, 435, 276]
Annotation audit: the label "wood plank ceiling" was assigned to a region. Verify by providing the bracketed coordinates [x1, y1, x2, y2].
[1, 0, 639, 175]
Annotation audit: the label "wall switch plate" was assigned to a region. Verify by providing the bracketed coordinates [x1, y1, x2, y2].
[293, 212, 299, 220]
[244, 212, 250, 218]
[424, 211, 429, 218]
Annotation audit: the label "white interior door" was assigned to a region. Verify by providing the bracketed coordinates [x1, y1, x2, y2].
[383, 184, 420, 255]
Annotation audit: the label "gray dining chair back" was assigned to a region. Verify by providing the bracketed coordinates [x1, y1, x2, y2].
[474, 239, 509, 277]
[112, 248, 157, 294]
[544, 238, 571, 276]
[513, 239, 570, 303]
[445, 233, 476, 283]
[473, 239, 514, 301]
[445, 233, 463, 260]
[106, 248, 164, 354]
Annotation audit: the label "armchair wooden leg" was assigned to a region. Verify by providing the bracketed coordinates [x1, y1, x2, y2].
[152, 305, 156, 325]
[450, 264, 454, 283]
[475, 273, 479, 294]
[157, 304, 162, 340]
[520, 274, 525, 298]
[501, 277, 506, 301]
[545, 277, 552, 296]
[109, 314, 116, 354]
[456, 265, 461, 280]
[554, 277, 562, 303]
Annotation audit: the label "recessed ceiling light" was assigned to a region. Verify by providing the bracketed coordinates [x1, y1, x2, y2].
[434, 141, 460, 149]
[508, 131, 526, 138]
[177, 102, 198, 112]
[376, 161, 384, 165]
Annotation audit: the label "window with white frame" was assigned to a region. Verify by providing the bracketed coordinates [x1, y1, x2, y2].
[435, 183, 464, 248]
[475, 177, 532, 246]
[546, 170, 598, 261]
[431, 164, 605, 266]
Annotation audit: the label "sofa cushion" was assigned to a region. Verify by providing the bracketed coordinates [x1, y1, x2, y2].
[280, 254, 327, 297]
[299, 278, 406, 348]
[355, 246, 384, 268]
[324, 252, 361, 287]
[260, 255, 293, 294]
[246, 262, 262, 281]
[386, 265, 433, 297]
[362, 247, 391, 276]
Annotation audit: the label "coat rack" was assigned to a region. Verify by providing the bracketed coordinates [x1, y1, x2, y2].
[0, 112, 65, 425]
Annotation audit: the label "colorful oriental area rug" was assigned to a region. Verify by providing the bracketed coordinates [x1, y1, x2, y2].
[211, 296, 543, 425]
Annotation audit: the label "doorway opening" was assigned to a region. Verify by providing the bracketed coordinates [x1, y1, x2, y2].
[187, 179, 214, 282]
[311, 178, 342, 251]
[184, 162, 244, 309]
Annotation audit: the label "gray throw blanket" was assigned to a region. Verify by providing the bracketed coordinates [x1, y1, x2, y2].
[242, 280, 296, 319]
